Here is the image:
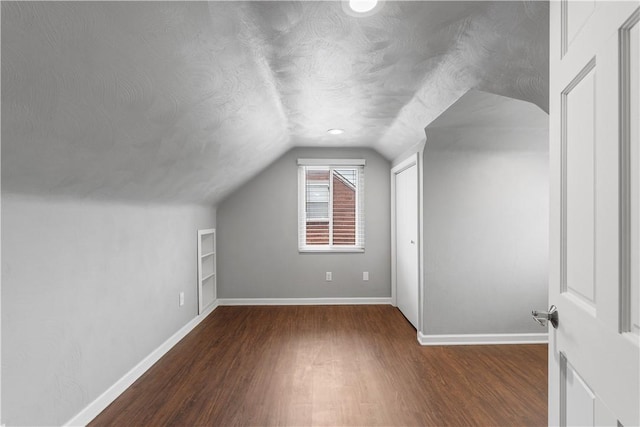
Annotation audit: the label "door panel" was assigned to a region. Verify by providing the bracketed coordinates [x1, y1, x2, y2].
[560, 353, 596, 427]
[550, 2, 640, 426]
[627, 13, 640, 336]
[395, 163, 418, 329]
[564, 62, 596, 310]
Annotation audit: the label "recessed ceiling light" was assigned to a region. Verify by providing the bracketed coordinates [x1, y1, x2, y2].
[343, 0, 383, 18]
[349, 0, 378, 13]
[327, 128, 344, 135]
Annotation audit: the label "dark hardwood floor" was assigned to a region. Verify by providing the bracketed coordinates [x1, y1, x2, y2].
[90, 305, 547, 426]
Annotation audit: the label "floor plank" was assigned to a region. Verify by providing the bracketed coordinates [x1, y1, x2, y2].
[90, 305, 547, 426]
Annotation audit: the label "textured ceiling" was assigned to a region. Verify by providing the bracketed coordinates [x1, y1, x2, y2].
[426, 89, 549, 151]
[2, 1, 548, 204]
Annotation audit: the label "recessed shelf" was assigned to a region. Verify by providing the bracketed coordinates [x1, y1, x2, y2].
[201, 272, 215, 282]
[198, 228, 216, 314]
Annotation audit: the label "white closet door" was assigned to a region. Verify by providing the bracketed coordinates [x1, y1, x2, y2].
[395, 163, 419, 329]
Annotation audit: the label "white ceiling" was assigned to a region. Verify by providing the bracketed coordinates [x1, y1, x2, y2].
[2, 1, 548, 205]
[426, 89, 549, 152]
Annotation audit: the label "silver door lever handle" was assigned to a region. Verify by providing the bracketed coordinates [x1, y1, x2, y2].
[532, 305, 559, 329]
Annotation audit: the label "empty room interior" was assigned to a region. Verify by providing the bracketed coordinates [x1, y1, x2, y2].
[3, 1, 639, 426]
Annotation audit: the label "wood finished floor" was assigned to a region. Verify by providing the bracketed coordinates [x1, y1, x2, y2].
[90, 305, 547, 426]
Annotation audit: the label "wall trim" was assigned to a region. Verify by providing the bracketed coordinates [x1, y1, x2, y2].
[63, 300, 220, 427]
[218, 297, 392, 306]
[417, 332, 549, 346]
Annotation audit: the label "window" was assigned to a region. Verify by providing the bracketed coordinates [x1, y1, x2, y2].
[298, 159, 365, 252]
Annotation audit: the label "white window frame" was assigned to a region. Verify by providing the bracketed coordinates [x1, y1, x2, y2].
[298, 158, 365, 253]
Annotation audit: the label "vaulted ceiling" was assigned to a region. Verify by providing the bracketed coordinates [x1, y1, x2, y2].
[2, 1, 548, 204]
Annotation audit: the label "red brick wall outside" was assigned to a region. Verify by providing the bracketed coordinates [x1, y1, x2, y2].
[306, 221, 329, 245]
[305, 170, 356, 246]
[332, 174, 356, 245]
[306, 170, 330, 245]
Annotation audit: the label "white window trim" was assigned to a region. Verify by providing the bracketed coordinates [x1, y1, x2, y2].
[298, 158, 366, 166]
[299, 247, 365, 253]
[298, 160, 365, 253]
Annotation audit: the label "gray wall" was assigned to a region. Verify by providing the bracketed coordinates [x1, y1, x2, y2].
[217, 147, 391, 299]
[1, 194, 215, 426]
[422, 128, 548, 334]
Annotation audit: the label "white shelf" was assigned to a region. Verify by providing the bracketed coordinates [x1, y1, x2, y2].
[197, 228, 216, 314]
[201, 272, 215, 282]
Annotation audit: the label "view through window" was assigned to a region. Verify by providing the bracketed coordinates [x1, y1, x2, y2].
[298, 161, 364, 251]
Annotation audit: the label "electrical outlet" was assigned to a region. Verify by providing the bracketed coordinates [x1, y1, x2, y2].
[179, 292, 185, 307]
[363, 271, 369, 281]
[326, 272, 332, 281]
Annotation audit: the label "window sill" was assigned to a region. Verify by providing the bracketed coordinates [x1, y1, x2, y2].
[299, 247, 365, 253]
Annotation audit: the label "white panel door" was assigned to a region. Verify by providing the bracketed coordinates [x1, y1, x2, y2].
[549, 2, 640, 426]
[395, 162, 419, 329]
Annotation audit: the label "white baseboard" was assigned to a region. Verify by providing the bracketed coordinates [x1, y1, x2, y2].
[218, 297, 392, 306]
[417, 332, 548, 346]
[64, 300, 220, 427]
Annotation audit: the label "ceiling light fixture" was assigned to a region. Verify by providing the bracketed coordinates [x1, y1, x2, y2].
[342, 0, 383, 18]
[327, 128, 344, 135]
[348, 0, 378, 13]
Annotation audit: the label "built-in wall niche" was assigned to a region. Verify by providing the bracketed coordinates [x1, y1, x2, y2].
[198, 229, 216, 314]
